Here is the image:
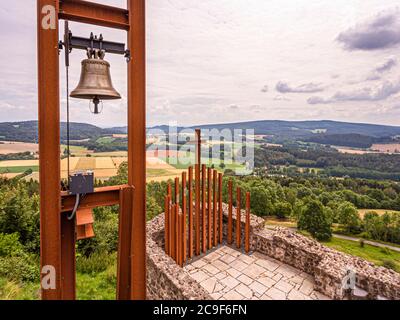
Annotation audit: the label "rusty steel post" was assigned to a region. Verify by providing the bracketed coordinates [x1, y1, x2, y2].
[228, 180, 233, 245]
[128, 0, 146, 300]
[175, 177, 180, 205]
[175, 204, 179, 263]
[218, 173, 223, 244]
[201, 165, 207, 253]
[164, 195, 170, 255]
[38, 0, 62, 300]
[236, 188, 242, 249]
[195, 164, 200, 255]
[177, 211, 182, 266]
[213, 170, 218, 246]
[245, 192, 251, 253]
[182, 172, 187, 263]
[61, 215, 76, 300]
[207, 168, 212, 250]
[195, 129, 201, 256]
[117, 186, 134, 300]
[170, 204, 176, 261]
[188, 167, 193, 258]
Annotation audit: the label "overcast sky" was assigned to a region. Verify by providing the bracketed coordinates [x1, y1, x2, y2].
[1, 0, 400, 127]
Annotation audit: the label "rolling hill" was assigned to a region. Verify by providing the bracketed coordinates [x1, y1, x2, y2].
[1, 120, 400, 144]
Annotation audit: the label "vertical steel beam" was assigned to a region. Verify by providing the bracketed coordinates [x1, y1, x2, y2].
[38, 0, 62, 300]
[195, 164, 200, 255]
[164, 196, 170, 255]
[182, 172, 187, 263]
[171, 204, 176, 261]
[213, 170, 217, 246]
[117, 186, 134, 300]
[228, 180, 233, 245]
[128, 0, 146, 300]
[60, 215, 76, 300]
[236, 188, 241, 249]
[245, 192, 251, 253]
[195, 129, 201, 255]
[207, 168, 212, 250]
[188, 167, 193, 258]
[201, 165, 206, 253]
[218, 173, 223, 244]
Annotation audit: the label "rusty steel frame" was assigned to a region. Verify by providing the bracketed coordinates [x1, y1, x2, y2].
[38, 0, 146, 300]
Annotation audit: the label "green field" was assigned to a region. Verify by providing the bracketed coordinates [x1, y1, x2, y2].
[0, 166, 39, 174]
[322, 237, 400, 272]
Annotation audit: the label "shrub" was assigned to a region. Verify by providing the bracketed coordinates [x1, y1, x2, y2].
[0, 255, 39, 282]
[298, 199, 332, 241]
[0, 233, 24, 257]
[76, 251, 115, 274]
[274, 202, 292, 219]
[382, 259, 396, 271]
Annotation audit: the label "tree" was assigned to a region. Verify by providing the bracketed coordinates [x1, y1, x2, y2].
[337, 202, 361, 233]
[298, 200, 332, 241]
[274, 202, 292, 219]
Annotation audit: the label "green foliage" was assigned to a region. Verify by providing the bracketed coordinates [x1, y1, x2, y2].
[76, 252, 116, 274]
[0, 233, 24, 257]
[274, 202, 292, 219]
[298, 199, 332, 241]
[337, 202, 361, 233]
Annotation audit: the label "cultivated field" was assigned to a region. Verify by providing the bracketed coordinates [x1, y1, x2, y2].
[371, 143, 400, 154]
[0, 141, 38, 155]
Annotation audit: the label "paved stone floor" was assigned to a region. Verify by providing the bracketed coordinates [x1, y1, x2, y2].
[184, 246, 331, 300]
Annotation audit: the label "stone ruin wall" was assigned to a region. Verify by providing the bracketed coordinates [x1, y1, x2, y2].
[147, 205, 400, 300]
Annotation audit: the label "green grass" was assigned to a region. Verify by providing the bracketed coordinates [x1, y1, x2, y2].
[321, 237, 400, 272]
[0, 269, 116, 301]
[0, 166, 39, 174]
[96, 137, 116, 144]
[147, 168, 170, 177]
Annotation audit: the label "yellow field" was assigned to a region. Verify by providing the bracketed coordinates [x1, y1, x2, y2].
[7, 156, 184, 183]
[358, 209, 400, 218]
[0, 141, 38, 155]
[0, 160, 39, 167]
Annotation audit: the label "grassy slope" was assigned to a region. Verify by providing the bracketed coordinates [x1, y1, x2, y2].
[321, 237, 400, 272]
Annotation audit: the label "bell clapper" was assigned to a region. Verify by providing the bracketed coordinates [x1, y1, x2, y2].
[89, 97, 104, 115]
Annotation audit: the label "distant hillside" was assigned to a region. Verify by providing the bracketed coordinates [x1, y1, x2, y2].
[2, 120, 400, 144]
[191, 120, 400, 139]
[0, 121, 104, 143]
[304, 133, 393, 149]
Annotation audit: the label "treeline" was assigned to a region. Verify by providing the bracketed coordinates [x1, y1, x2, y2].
[303, 133, 392, 149]
[74, 138, 128, 153]
[255, 145, 400, 180]
[0, 152, 35, 161]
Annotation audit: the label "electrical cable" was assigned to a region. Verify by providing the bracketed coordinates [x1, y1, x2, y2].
[67, 193, 80, 221]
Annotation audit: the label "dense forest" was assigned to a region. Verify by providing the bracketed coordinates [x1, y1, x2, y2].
[255, 145, 400, 180]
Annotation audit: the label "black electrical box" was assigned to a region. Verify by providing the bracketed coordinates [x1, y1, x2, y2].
[69, 172, 94, 195]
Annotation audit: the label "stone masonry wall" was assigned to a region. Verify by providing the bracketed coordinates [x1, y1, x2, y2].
[253, 227, 400, 300]
[146, 214, 211, 300]
[147, 205, 400, 300]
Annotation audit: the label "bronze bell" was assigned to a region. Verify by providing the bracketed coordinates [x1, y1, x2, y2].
[70, 49, 121, 114]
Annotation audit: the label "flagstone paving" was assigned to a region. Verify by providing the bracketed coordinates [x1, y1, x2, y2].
[183, 246, 331, 300]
